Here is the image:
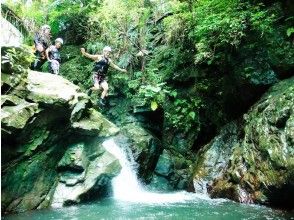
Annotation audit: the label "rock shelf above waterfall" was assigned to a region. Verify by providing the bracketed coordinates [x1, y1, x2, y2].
[1, 63, 122, 214]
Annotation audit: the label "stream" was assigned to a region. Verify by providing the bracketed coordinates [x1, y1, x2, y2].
[3, 139, 293, 220]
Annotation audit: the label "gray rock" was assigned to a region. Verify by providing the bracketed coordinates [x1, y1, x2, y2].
[57, 143, 89, 172]
[72, 108, 120, 137]
[118, 124, 162, 182]
[1, 95, 39, 130]
[193, 77, 294, 207]
[26, 71, 84, 106]
[1, 66, 123, 214]
[154, 150, 174, 177]
[148, 174, 173, 191]
[70, 98, 91, 122]
[52, 150, 121, 207]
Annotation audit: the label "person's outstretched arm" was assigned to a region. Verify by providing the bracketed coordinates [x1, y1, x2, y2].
[109, 60, 127, 73]
[80, 48, 99, 61]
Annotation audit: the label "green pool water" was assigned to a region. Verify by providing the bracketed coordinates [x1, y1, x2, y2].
[3, 196, 293, 220]
[3, 139, 293, 220]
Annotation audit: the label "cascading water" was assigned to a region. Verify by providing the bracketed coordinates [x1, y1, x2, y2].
[102, 138, 209, 203]
[4, 138, 289, 219]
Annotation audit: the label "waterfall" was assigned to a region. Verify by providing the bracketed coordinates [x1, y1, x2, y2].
[102, 138, 209, 203]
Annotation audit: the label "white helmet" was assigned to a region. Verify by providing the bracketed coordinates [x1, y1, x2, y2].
[103, 46, 112, 52]
[41, 24, 51, 31]
[55, 38, 64, 45]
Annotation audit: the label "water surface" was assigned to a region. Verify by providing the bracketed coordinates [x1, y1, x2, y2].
[3, 197, 293, 220]
[4, 139, 293, 220]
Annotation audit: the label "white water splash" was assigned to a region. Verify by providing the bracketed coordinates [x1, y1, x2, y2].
[102, 138, 211, 204]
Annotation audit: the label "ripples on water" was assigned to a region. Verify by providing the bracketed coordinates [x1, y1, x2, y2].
[3, 197, 293, 220]
[3, 139, 294, 220]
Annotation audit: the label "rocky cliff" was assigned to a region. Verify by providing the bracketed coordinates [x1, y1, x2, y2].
[1, 47, 121, 214]
[193, 77, 294, 209]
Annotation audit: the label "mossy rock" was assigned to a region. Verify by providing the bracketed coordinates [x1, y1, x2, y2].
[52, 150, 121, 207]
[57, 142, 89, 173]
[72, 108, 119, 136]
[193, 77, 294, 208]
[1, 96, 39, 130]
[26, 70, 85, 106]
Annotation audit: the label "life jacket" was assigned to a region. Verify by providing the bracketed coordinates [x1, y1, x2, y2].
[49, 46, 61, 62]
[93, 56, 109, 75]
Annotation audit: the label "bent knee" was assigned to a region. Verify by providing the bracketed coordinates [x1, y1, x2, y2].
[101, 82, 109, 90]
[93, 83, 100, 90]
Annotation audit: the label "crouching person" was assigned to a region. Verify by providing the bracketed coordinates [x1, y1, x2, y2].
[46, 38, 63, 74]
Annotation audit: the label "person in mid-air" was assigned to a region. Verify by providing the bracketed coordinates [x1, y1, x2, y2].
[46, 38, 63, 75]
[80, 46, 127, 106]
[31, 24, 52, 71]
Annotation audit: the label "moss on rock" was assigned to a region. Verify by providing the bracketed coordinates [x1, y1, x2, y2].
[193, 77, 294, 208]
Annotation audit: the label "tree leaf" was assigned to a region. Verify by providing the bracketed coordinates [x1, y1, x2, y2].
[189, 111, 196, 120]
[286, 27, 294, 37]
[151, 101, 158, 111]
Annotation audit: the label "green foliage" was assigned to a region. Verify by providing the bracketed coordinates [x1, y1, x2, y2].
[5, 0, 48, 33]
[150, 101, 158, 111]
[7, 0, 292, 139]
[1, 45, 34, 74]
[163, 0, 277, 66]
[165, 97, 202, 132]
[147, 45, 186, 80]
[138, 82, 168, 106]
[6, 0, 97, 44]
[286, 27, 294, 37]
[48, 5, 90, 43]
[86, 42, 105, 54]
[59, 45, 93, 89]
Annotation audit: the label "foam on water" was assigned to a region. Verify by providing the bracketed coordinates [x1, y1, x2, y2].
[102, 138, 213, 204]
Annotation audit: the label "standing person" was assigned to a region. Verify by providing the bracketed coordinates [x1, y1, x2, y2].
[45, 38, 63, 74]
[80, 46, 127, 106]
[31, 24, 52, 71]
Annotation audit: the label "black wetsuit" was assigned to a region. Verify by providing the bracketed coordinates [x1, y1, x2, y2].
[92, 57, 109, 84]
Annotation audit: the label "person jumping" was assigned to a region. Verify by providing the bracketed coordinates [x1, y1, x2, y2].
[80, 46, 127, 106]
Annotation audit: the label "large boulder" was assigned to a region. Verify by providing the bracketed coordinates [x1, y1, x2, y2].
[26, 71, 85, 105]
[193, 77, 294, 208]
[149, 149, 194, 191]
[51, 141, 121, 207]
[1, 56, 121, 214]
[72, 108, 120, 136]
[1, 95, 39, 130]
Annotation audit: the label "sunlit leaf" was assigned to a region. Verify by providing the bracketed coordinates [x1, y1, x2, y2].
[189, 111, 196, 120]
[151, 101, 158, 111]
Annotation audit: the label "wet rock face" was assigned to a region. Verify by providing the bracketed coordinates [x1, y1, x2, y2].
[52, 141, 121, 207]
[1, 95, 39, 130]
[193, 122, 242, 195]
[154, 150, 174, 177]
[1, 55, 121, 214]
[148, 149, 194, 191]
[105, 97, 195, 191]
[104, 99, 163, 183]
[119, 123, 162, 182]
[193, 77, 294, 208]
